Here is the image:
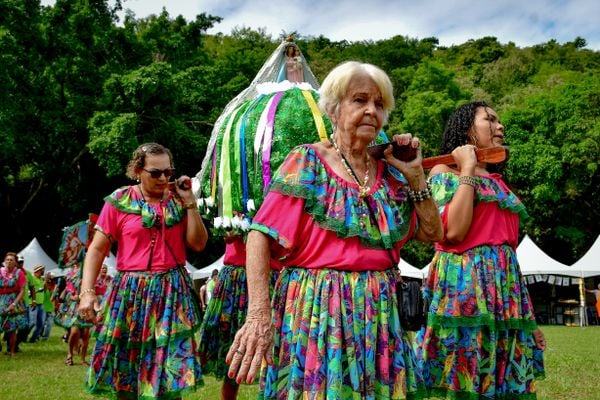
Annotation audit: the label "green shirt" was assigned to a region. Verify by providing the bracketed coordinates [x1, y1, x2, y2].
[31, 274, 45, 304]
[42, 288, 54, 313]
[206, 278, 216, 302]
[22, 270, 34, 306]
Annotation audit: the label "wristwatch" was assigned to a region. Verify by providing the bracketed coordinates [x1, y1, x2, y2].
[184, 201, 197, 210]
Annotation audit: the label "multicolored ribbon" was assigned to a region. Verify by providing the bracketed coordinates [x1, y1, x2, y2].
[261, 92, 284, 191]
[218, 105, 245, 218]
[239, 96, 264, 214]
[300, 90, 328, 142]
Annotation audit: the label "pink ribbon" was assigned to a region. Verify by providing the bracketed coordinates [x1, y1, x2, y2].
[261, 92, 284, 191]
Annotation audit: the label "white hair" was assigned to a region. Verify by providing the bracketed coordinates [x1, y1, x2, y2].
[318, 61, 395, 125]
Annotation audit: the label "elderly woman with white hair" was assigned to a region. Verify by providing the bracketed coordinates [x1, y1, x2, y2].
[226, 61, 443, 399]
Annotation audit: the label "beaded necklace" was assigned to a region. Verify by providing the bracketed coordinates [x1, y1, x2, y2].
[330, 134, 371, 198]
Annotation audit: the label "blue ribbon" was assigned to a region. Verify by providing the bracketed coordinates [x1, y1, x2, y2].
[240, 95, 265, 214]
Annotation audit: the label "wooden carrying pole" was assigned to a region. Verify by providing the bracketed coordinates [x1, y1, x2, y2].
[367, 143, 508, 169]
[422, 146, 508, 169]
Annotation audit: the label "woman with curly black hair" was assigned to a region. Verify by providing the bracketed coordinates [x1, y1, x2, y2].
[416, 101, 546, 399]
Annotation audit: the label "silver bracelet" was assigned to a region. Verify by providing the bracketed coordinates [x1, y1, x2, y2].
[407, 182, 433, 202]
[458, 175, 479, 188]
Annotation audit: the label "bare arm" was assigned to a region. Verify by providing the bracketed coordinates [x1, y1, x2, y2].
[78, 230, 111, 320]
[184, 206, 208, 252]
[226, 230, 275, 384]
[175, 176, 208, 252]
[199, 285, 206, 308]
[384, 134, 443, 243]
[439, 145, 478, 244]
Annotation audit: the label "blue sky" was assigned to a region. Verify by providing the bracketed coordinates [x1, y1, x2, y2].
[41, 0, 600, 50]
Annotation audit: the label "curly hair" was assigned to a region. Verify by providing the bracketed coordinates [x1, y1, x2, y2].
[440, 101, 490, 154]
[126, 143, 174, 180]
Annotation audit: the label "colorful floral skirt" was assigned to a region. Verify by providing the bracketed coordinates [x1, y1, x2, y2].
[85, 266, 203, 399]
[259, 267, 425, 400]
[54, 294, 94, 330]
[198, 265, 278, 380]
[0, 294, 28, 333]
[415, 244, 545, 399]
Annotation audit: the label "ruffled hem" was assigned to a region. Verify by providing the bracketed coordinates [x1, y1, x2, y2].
[430, 172, 528, 219]
[251, 223, 292, 250]
[266, 145, 414, 249]
[93, 327, 200, 348]
[54, 318, 95, 330]
[424, 388, 540, 400]
[258, 386, 429, 400]
[428, 315, 538, 332]
[85, 381, 203, 400]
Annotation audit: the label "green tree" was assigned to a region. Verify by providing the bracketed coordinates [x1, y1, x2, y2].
[390, 61, 470, 156]
[502, 72, 600, 260]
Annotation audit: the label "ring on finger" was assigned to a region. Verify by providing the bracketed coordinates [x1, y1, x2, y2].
[235, 349, 244, 356]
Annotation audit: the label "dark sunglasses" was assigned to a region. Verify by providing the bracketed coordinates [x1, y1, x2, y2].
[142, 167, 175, 179]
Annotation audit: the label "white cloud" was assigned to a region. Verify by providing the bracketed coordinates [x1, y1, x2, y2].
[39, 0, 600, 49]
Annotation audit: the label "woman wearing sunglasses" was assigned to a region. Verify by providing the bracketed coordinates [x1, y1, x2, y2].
[78, 142, 208, 399]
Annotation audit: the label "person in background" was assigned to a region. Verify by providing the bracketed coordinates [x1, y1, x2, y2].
[198, 235, 281, 399]
[416, 101, 546, 399]
[227, 61, 443, 399]
[94, 265, 111, 303]
[14, 255, 33, 351]
[78, 142, 208, 399]
[199, 280, 208, 313]
[205, 268, 219, 304]
[28, 264, 46, 343]
[0, 252, 28, 356]
[54, 263, 94, 366]
[585, 283, 600, 321]
[51, 274, 69, 343]
[41, 272, 56, 340]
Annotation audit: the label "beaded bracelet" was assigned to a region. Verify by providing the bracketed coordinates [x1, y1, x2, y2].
[407, 182, 433, 202]
[79, 288, 96, 300]
[458, 175, 479, 188]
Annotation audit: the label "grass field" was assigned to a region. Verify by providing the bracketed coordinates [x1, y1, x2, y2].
[1, 325, 598, 399]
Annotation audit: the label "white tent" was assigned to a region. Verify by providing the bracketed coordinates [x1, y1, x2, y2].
[102, 252, 118, 277]
[18, 237, 58, 273]
[183, 261, 198, 274]
[398, 258, 429, 279]
[570, 235, 600, 278]
[50, 267, 72, 278]
[193, 255, 225, 280]
[516, 235, 576, 277]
